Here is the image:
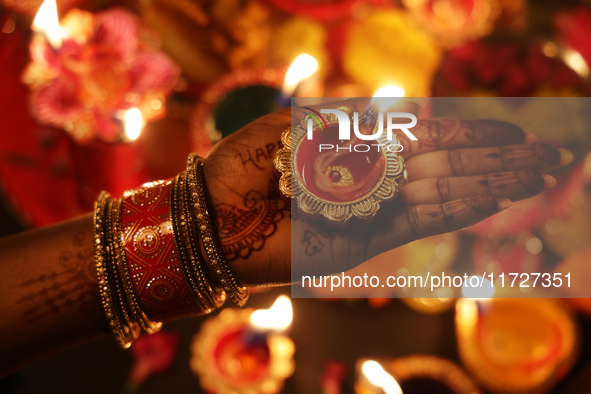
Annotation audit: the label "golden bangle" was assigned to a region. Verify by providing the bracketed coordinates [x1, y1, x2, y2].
[178, 172, 226, 309]
[105, 197, 140, 344]
[170, 173, 218, 313]
[186, 154, 249, 306]
[93, 192, 135, 348]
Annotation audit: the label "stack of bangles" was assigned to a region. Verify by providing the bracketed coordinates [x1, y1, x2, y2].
[93, 153, 249, 348]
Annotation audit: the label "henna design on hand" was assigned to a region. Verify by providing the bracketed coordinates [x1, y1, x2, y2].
[400, 119, 524, 153]
[478, 170, 544, 195]
[502, 142, 560, 166]
[215, 181, 286, 260]
[236, 142, 281, 171]
[462, 120, 525, 146]
[301, 229, 332, 256]
[16, 231, 99, 323]
[413, 119, 462, 150]
[462, 195, 499, 213]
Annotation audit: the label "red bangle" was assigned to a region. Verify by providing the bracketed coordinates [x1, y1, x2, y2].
[121, 180, 205, 321]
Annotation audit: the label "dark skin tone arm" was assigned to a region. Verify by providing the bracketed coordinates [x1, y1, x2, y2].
[0, 99, 573, 377]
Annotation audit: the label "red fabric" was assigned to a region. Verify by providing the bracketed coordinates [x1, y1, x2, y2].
[0, 30, 149, 227]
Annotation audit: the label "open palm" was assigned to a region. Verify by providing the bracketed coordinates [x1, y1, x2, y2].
[202, 99, 568, 286]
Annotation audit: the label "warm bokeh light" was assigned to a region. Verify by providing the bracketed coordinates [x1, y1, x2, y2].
[32, 0, 62, 50]
[282, 54, 319, 96]
[563, 49, 590, 79]
[361, 360, 403, 394]
[249, 295, 293, 331]
[124, 108, 143, 141]
[371, 85, 405, 112]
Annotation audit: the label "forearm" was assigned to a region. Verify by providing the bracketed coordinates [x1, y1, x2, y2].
[0, 214, 105, 376]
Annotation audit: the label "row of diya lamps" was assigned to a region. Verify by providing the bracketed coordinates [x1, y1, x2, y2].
[192, 291, 578, 394]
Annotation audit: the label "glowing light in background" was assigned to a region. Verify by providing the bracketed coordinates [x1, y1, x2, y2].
[371, 85, 405, 112]
[249, 295, 293, 331]
[32, 0, 62, 50]
[361, 360, 403, 394]
[563, 49, 590, 79]
[124, 108, 143, 141]
[282, 54, 319, 96]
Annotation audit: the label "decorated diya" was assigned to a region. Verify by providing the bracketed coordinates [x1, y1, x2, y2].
[355, 356, 482, 394]
[456, 298, 578, 394]
[274, 106, 405, 226]
[190, 301, 295, 394]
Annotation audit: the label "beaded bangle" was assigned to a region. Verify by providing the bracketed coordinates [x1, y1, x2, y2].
[171, 173, 226, 313]
[186, 154, 249, 306]
[93, 192, 136, 348]
[170, 174, 214, 313]
[105, 198, 141, 342]
[111, 197, 162, 334]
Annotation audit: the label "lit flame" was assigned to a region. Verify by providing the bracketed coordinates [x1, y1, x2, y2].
[563, 49, 590, 79]
[32, 0, 62, 50]
[124, 108, 143, 141]
[282, 54, 319, 96]
[371, 85, 405, 112]
[361, 361, 402, 394]
[249, 295, 293, 331]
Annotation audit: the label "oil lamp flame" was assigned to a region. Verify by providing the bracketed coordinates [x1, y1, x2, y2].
[282, 54, 319, 97]
[371, 86, 405, 112]
[249, 295, 293, 331]
[32, 0, 62, 50]
[361, 360, 402, 394]
[124, 108, 143, 141]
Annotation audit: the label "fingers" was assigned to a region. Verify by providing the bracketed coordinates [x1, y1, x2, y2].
[396, 119, 527, 159]
[405, 142, 572, 181]
[398, 170, 555, 206]
[372, 196, 511, 256]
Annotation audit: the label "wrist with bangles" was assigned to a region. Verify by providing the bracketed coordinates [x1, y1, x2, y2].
[93, 154, 249, 348]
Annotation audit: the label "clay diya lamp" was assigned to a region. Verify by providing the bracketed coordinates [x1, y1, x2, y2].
[274, 106, 405, 226]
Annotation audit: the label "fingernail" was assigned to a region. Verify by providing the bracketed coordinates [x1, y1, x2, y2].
[524, 131, 538, 143]
[559, 149, 574, 166]
[496, 198, 512, 212]
[543, 174, 557, 190]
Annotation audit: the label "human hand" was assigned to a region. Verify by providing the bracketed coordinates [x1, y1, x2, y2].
[202, 99, 572, 286]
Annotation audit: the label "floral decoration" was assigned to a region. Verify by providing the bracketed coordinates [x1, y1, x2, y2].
[22, 7, 180, 143]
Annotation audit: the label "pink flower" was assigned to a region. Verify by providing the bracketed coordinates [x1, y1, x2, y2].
[128, 331, 180, 386]
[24, 7, 180, 143]
[93, 8, 139, 58]
[32, 75, 84, 125]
